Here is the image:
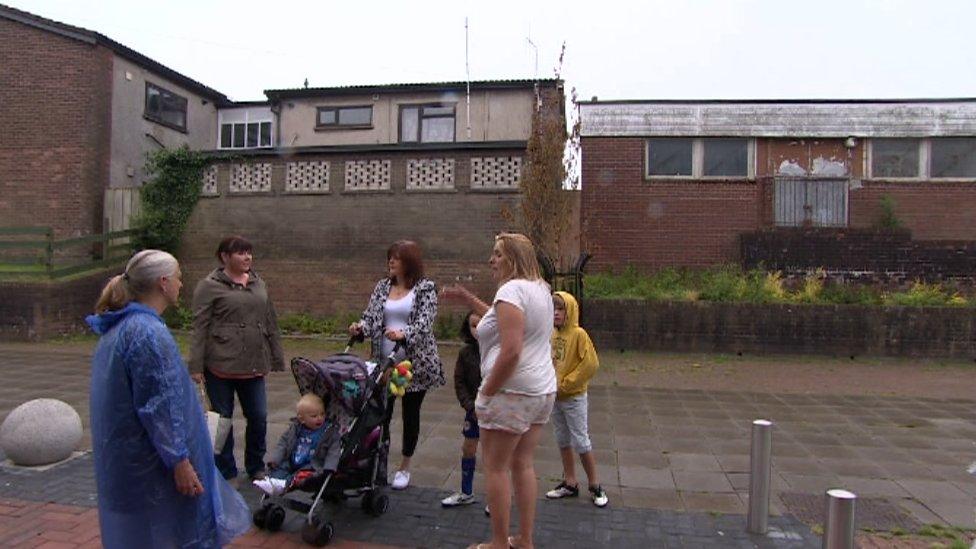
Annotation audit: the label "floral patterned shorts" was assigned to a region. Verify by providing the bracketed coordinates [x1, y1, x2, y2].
[475, 391, 556, 435]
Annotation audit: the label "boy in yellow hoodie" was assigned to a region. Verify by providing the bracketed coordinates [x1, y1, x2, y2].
[545, 291, 608, 507]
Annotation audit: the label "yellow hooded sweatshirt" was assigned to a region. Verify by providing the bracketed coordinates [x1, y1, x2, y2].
[552, 291, 599, 401]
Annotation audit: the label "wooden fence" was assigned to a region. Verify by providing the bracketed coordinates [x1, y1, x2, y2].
[0, 227, 138, 279]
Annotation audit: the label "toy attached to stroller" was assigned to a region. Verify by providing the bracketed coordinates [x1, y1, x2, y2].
[252, 336, 402, 546]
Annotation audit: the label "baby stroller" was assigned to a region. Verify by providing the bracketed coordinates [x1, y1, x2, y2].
[252, 336, 399, 546]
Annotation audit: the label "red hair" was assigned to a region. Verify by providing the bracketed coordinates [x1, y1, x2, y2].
[387, 240, 424, 288]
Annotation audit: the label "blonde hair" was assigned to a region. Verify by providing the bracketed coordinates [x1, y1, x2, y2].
[297, 394, 325, 415]
[94, 250, 179, 313]
[495, 233, 541, 282]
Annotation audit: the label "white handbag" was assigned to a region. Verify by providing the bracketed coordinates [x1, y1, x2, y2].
[199, 384, 232, 452]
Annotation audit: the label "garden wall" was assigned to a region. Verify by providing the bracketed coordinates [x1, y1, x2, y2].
[0, 270, 111, 341]
[740, 228, 976, 285]
[584, 299, 976, 359]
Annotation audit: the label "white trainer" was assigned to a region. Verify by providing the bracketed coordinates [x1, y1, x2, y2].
[391, 470, 411, 490]
[440, 492, 475, 507]
[252, 477, 287, 497]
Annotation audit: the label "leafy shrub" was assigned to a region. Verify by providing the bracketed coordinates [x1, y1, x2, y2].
[163, 304, 193, 330]
[885, 282, 965, 307]
[585, 267, 972, 308]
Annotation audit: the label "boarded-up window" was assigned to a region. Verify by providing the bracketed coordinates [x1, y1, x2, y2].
[931, 138, 976, 178]
[871, 139, 919, 178]
[703, 138, 748, 176]
[646, 138, 692, 176]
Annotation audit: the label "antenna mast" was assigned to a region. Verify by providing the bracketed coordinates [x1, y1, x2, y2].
[465, 17, 472, 140]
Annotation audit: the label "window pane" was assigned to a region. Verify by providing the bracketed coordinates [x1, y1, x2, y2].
[400, 107, 419, 142]
[220, 124, 232, 148]
[160, 91, 186, 129]
[146, 86, 161, 116]
[421, 116, 455, 142]
[647, 138, 693, 176]
[931, 138, 976, 178]
[318, 109, 336, 125]
[339, 107, 372, 125]
[703, 138, 748, 176]
[246, 123, 259, 147]
[423, 105, 454, 116]
[233, 123, 246, 148]
[872, 139, 919, 177]
[259, 122, 272, 147]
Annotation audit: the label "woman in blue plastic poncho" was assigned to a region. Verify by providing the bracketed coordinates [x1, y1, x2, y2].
[86, 250, 250, 548]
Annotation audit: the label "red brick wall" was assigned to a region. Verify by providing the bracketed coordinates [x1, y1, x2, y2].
[849, 182, 976, 240]
[583, 136, 976, 272]
[0, 18, 112, 238]
[581, 137, 762, 271]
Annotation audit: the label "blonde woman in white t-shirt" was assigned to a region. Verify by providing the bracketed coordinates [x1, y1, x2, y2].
[443, 233, 556, 549]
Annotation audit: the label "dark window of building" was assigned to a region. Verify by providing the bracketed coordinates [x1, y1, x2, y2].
[931, 138, 976, 178]
[646, 138, 693, 176]
[220, 121, 272, 149]
[872, 139, 920, 178]
[703, 138, 749, 177]
[220, 124, 232, 148]
[399, 104, 456, 143]
[316, 106, 373, 128]
[145, 82, 188, 131]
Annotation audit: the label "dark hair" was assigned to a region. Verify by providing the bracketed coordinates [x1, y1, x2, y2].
[215, 235, 253, 263]
[387, 240, 424, 288]
[459, 311, 480, 345]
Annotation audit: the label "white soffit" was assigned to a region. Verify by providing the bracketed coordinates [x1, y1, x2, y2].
[580, 101, 976, 138]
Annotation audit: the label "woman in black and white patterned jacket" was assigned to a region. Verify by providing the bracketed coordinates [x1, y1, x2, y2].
[349, 240, 445, 490]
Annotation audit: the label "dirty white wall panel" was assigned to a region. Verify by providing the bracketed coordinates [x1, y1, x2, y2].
[580, 102, 976, 138]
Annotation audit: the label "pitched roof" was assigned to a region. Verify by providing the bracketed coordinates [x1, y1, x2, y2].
[0, 3, 230, 103]
[265, 79, 562, 100]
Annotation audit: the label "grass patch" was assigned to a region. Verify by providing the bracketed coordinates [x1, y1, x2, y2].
[586, 266, 972, 308]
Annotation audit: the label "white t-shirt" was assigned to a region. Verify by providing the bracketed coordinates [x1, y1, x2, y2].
[382, 289, 414, 358]
[476, 279, 556, 396]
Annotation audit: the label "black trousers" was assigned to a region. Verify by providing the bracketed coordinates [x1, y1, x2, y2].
[383, 390, 427, 457]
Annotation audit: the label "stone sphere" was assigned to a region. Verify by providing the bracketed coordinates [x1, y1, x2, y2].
[0, 399, 82, 466]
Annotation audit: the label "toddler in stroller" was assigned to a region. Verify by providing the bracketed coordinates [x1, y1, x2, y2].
[253, 393, 341, 497]
[251, 337, 398, 546]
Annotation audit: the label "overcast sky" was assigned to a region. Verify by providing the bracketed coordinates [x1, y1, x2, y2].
[10, 0, 976, 102]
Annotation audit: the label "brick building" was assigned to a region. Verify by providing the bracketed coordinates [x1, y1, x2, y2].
[0, 3, 228, 238]
[185, 80, 565, 314]
[1, 4, 566, 316]
[579, 99, 976, 273]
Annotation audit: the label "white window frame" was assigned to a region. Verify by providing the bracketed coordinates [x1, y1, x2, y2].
[868, 138, 976, 181]
[218, 112, 274, 150]
[644, 137, 755, 180]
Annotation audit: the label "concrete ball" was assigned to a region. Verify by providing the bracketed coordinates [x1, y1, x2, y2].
[0, 399, 82, 466]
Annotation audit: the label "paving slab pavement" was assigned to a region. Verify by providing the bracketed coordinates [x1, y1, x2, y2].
[0, 343, 975, 543]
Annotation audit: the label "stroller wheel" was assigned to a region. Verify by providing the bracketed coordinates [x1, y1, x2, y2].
[252, 505, 269, 529]
[265, 504, 286, 532]
[363, 491, 389, 516]
[301, 516, 335, 546]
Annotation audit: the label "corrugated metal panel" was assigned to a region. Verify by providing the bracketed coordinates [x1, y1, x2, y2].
[580, 102, 976, 138]
[774, 179, 847, 227]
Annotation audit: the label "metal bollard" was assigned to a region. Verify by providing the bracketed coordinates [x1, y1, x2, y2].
[747, 419, 773, 534]
[822, 489, 856, 549]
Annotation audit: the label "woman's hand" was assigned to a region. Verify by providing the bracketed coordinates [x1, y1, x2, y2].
[440, 284, 489, 317]
[440, 283, 469, 303]
[348, 322, 363, 337]
[384, 329, 405, 341]
[190, 373, 204, 384]
[174, 458, 204, 497]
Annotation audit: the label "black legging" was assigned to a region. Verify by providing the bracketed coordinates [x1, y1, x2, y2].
[383, 390, 427, 457]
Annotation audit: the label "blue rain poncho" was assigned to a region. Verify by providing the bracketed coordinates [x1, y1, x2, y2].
[87, 302, 250, 548]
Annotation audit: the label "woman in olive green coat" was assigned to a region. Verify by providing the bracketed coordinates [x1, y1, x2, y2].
[189, 236, 284, 480]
